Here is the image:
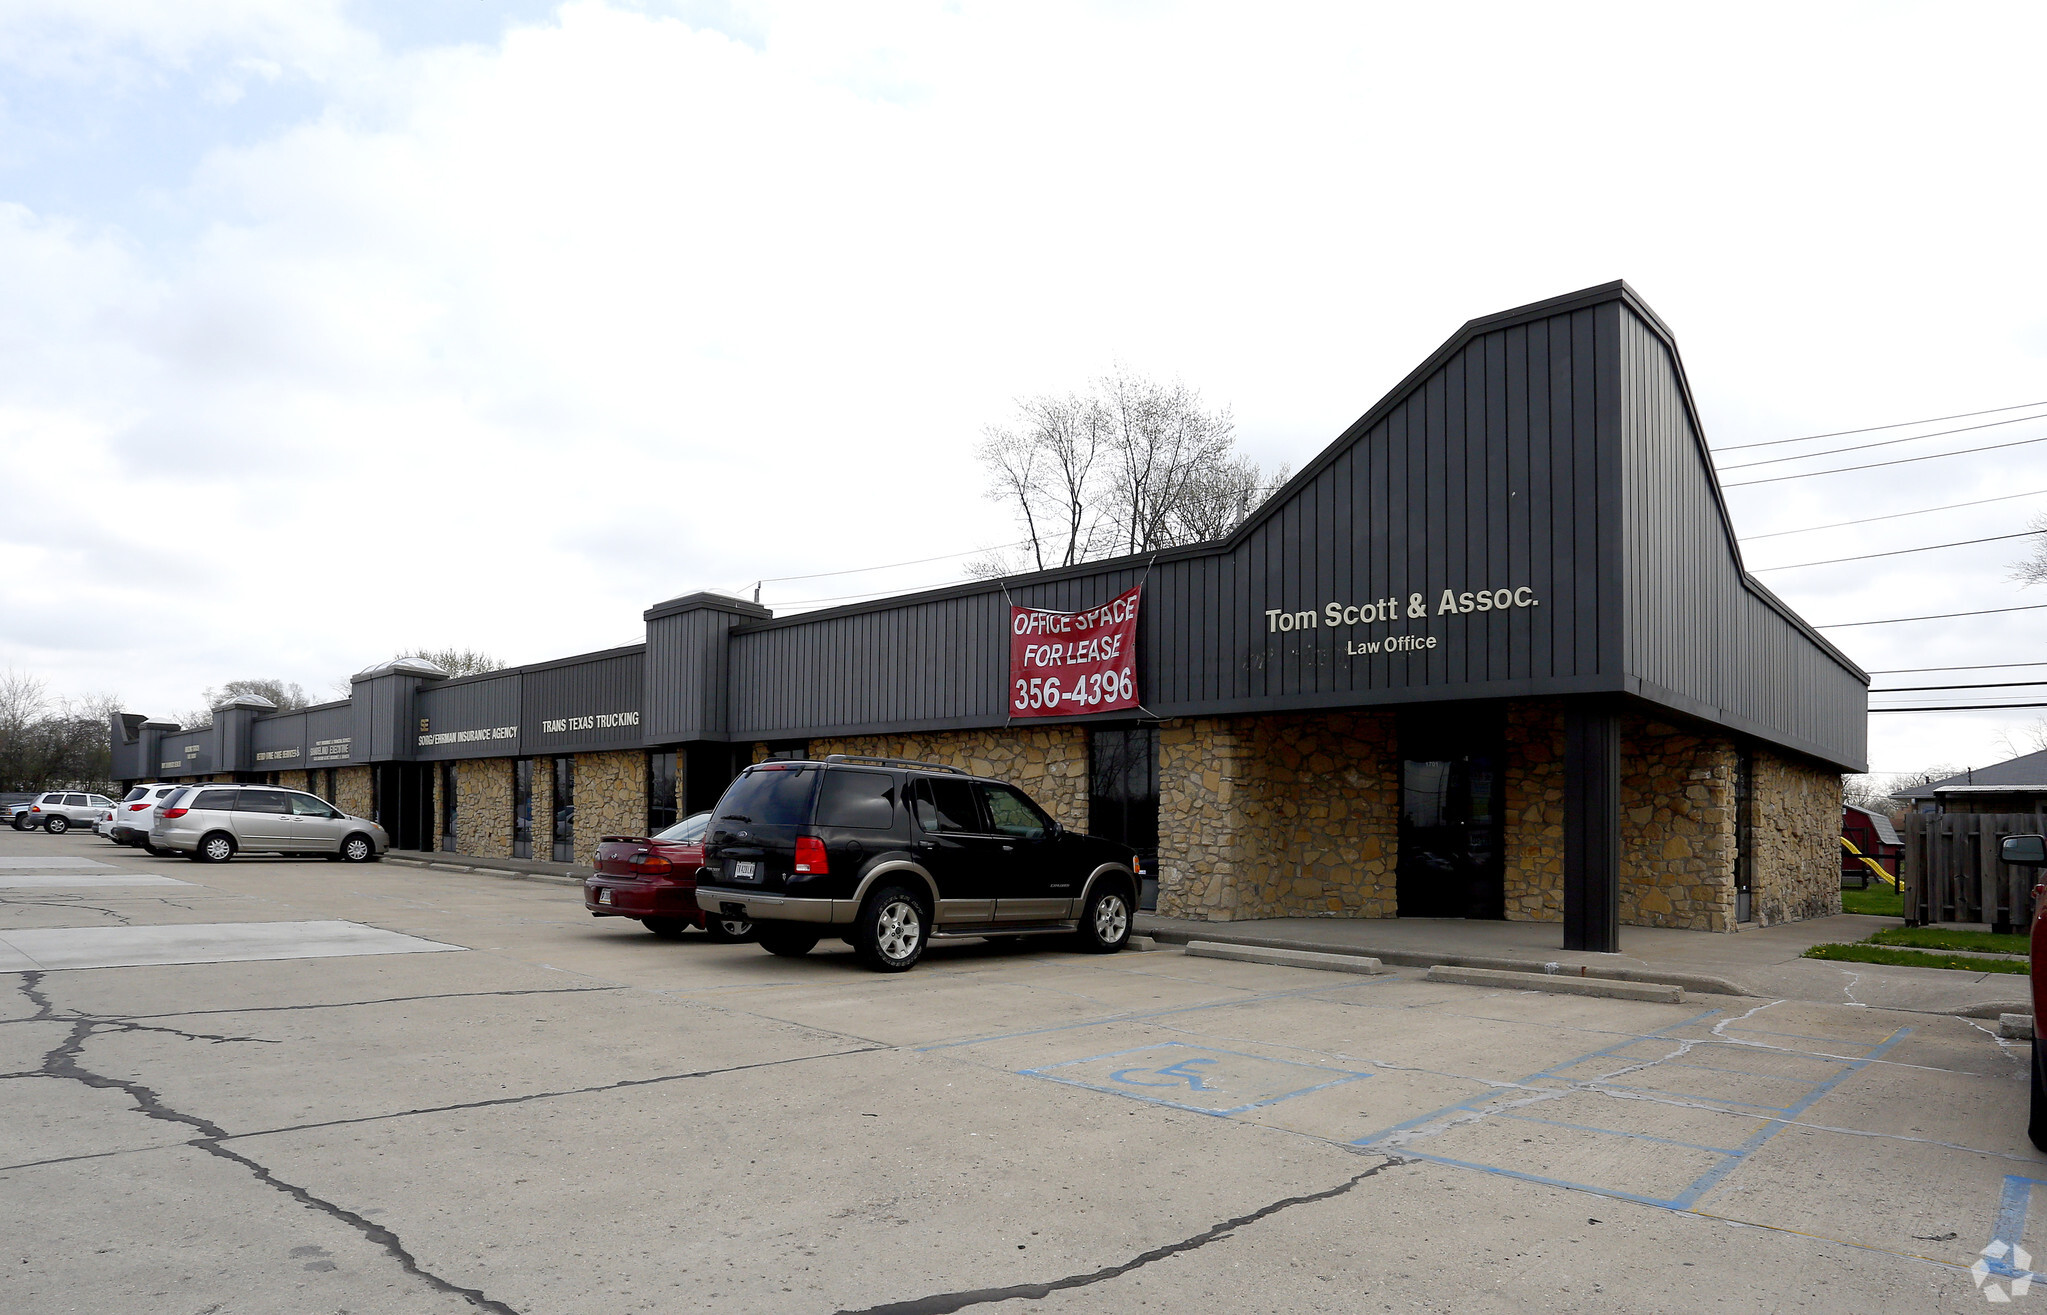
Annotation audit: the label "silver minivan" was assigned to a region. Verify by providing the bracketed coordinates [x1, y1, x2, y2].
[151, 784, 389, 863]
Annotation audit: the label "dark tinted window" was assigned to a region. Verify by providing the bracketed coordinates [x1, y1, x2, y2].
[289, 793, 337, 817]
[910, 778, 981, 833]
[715, 765, 819, 826]
[237, 789, 293, 814]
[816, 770, 898, 830]
[980, 785, 1048, 840]
[193, 789, 237, 810]
[63, 794, 86, 806]
[122, 787, 148, 803]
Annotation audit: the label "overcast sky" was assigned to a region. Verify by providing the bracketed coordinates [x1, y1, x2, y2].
[2, 1, 2044, 776]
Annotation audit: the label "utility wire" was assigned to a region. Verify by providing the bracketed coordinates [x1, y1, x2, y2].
[1815, 602, 2047, 629]
[1743, 489, 2047, 540]
[1868, 660, 2047, 674]
[1715, 412, 2047, 470]
[1723, 433, 2047, 487]
[746, 538, 1032, 588]
[1749, 529, 2039, 572]
[1870, 702, 2047, 713]
[1713, 400, 2047, 452]
[1869, 680, 2047, 693]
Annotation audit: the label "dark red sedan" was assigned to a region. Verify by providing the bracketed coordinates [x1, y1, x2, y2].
[584, 812, 754, 941]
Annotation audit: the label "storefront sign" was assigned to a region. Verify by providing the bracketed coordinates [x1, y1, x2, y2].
[310, 737, 352, 761]
[255, 748, 301, 762]
[1264, 584, 1540, 633]
[540, 711, 640, 734]
[419, 726, 517, 747]
[1010, 586, 1141, 717]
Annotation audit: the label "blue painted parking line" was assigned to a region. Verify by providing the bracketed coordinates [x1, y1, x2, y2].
[1984, 1175, 2047, 1280]
[1352, 1010, 1909, 1212]
[1492, 1112, 1749, 1158]
[1021, 1041, 1372, 1117]
[916, 974, 1397, 1053]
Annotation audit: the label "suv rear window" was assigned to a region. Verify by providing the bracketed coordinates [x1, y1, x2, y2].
[910, 778, 982, 834]
[715, 766, 819, 827]
[122, 787, 148, 803]
[815, 770, 899, 831]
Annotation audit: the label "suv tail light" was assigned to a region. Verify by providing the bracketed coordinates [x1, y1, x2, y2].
[161, 807, 189, 819]
[29, 805, 40, 812]
[127, 803, 151, 811]
[794, 835, 829, 875]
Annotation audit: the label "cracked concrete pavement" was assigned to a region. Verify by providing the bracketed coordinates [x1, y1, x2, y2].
[1, 828, 2040, 1312]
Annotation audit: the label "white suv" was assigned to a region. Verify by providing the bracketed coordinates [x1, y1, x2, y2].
[107, 784, 179, 846]
[22, 792, 115, 834]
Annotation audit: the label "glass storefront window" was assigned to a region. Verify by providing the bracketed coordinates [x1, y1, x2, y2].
[1089, 727, 1159, 906]
[647, 751, 677, 834]
[512, 759, 533, 860]
[439, 762, 457, 853]
[551, 757, 575, 863]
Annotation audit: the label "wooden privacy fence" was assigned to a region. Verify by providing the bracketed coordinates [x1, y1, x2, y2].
[1904, 810, 2047, 930]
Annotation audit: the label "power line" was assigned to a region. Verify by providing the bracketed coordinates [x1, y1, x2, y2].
[1716, 411, 2047, 471]
[1722, 432, 2047, 487]
[1815, 602, 2047, 629]
[1870, 679, 2047, 693]
[1749, 529, 2039, 573]
[747, 538, 1032, 589]
[1743, 489, 2047, 540]
[1713, 399, 2047, 452]
[1867, 660, 2047, 674]
[1869, 702, 2047, 713]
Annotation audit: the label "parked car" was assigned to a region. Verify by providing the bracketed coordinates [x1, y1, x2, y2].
[584, 811, 754, 941]
[107, 783, 181, 847]
[20, 791, 117, 834]
[2007, 833, 2047, 1150]
[695, 755, 1138, 972]
[150, 784, 388, 863]
[1, 792, 38, 828]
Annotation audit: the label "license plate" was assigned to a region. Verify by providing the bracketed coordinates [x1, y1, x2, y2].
[597, 889, 613, 905]
[732, 860, 758, 881]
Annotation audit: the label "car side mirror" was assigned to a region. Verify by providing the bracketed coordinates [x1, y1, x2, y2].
[2002, 834, 2047, 866]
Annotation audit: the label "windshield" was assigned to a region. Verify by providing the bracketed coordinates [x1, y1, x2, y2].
[714, 765, 819, 827]
[654, 812, 713, 843]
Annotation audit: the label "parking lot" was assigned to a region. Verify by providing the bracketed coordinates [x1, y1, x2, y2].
[2, 827, 2041, 1313]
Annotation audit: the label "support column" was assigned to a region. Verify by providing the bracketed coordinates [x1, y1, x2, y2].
[1563, 701, 1620, 952]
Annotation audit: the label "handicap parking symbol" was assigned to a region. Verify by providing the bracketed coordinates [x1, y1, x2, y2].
[1023, 1042, 1371, 1116]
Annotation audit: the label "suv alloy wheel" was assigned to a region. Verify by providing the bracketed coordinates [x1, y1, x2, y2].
[44, 815, 70, 834]
[855, 884, 928, 972]
[1075, 881, 1133, 953]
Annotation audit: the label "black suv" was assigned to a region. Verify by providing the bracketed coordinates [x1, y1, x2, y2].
[695, 755, 1139, 972]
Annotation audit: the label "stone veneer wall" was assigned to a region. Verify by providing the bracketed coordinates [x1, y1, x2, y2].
[1502, 702, 1567, 922]
[1750, 748, 1842, 926]
[807, 728, 1090, 827]
[571, 750, 646, 866]
[1154, 711, 1400, 921]
[450, 759, 515, 859]
[335, 767, 373, 819]
[1618, 713, 1738, 933]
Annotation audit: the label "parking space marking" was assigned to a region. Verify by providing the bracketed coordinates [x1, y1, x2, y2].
[1982, 1176, 2047, 1284]
[1353, 1008, 1909, 1211]
[915, 974, 1398, 1052]
[0, 857, 121, 870]
[0, 873, 193, 888]
[0, 920, 464, 971]
[1021, 1041, 1372, 1116]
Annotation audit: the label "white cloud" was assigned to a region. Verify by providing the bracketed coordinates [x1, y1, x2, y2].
[0, 0, 2044, 774]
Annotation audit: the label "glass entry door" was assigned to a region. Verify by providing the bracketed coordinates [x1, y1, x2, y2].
[1396, 709, 1505, 919]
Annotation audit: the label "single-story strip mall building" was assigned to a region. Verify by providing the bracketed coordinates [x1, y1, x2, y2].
[111, 281, 1865, 951]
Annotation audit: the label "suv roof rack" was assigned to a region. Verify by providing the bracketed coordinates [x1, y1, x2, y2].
[823, 753, 968, 776]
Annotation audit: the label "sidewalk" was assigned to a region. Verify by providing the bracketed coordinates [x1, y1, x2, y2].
[1135, 911, 2033, 1017]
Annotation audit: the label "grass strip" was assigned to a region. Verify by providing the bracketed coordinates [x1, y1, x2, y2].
[1840, 887, 1904, 918]
[1868, 926, 2030, 956]
[1802, 943, 2028, 974]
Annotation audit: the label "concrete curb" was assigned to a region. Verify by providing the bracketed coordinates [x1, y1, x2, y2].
[1185, 941, 1385, 974]
[1426, 964, 1685, 1003]
[1138, 925, 1751, 997]
[385, 853, 585, 889]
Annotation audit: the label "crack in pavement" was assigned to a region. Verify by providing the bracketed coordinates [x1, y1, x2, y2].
[11, 971, 522, 1314]
[830, 1158, 1402, 1315]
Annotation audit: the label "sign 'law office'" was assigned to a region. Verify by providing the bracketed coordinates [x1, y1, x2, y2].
[1009, 585, 1141, 717]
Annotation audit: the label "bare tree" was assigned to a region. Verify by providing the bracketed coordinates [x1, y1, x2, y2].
[0, 670, 121, 793]
[976, 367, 1281, 574]
[395, 647, 506, 678]
[2013, 511, 2047, 586]
[1994, 718, 2047, 759]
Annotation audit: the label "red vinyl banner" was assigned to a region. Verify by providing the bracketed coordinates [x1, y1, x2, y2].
[1009, 585, 1141, 718]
